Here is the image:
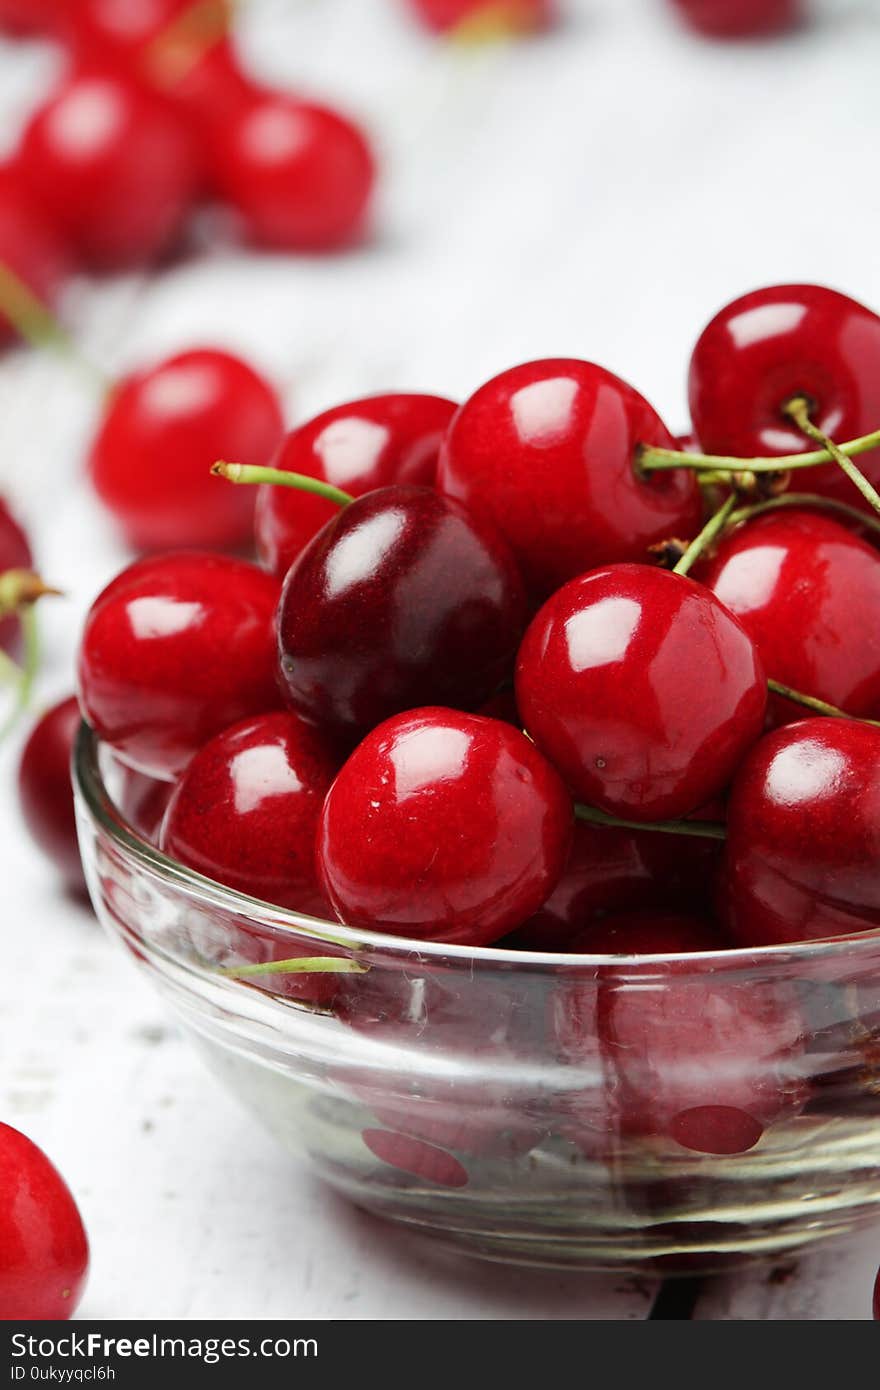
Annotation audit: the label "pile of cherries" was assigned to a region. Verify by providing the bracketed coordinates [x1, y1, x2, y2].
[0, 0, 376, 350]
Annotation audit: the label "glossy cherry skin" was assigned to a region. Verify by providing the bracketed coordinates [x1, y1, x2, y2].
[277, 485, 527, 743]
[0, 168, 70, 350]
[77, 552, 281, 780]
[699, 509, 880, 725]
[0, 495, 33, 657]
[317, 708, 573, 945]
[437, 359, 701, 598]
[689, 285, 880, 512]
[256, 393, 458, 577]
[516, 563, 767, 821]
[725, 718, 880, 947]
[669, 0, 802, 38]
[18, 696, 86, 895]
[89, 348, 284, 552]
[0, 1123, 89, 1320]
[161, 710, 337, 914]
[507, 811, 724, 950]
[405, 0, 554, 32]
[207, 88, 376, 252]
[17, 69, 198, 271]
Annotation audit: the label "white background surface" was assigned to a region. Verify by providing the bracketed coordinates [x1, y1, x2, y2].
[1, 0, 880, 1320]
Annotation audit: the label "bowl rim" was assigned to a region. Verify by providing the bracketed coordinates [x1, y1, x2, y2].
[73, 719, 880, 973]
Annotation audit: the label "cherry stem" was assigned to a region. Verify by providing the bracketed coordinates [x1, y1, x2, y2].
[0, 570, 62, 620]
[211, 461, 354, 508]
[0, 262, 106, 390]
[783, 396, 880, 518]
[673, 493, 739, 577]
[450, 3, 538, 42]
[143, 0, 231, 89]
[574, 803, 727, 841]
[726, 491, 880, 539]
[767, 678, 880, 728]
[0, 604, 39, 742]
[217, 956, 368, 979]
[637, 424, 880, 478]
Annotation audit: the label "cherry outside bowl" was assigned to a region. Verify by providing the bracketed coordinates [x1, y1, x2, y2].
[73, 722, 880, 1274]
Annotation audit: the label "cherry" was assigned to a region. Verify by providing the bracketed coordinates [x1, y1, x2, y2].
[0, 1122, 88, 1320]
[0, 495, 33, 657]
[17, 695, 86, 895]
[725, 718, 880, 947]
[0, 167, 70, 350]
[116, 762, 172, 843]
[0, 0, 59, 36]
[206, 87, 376, 252]
[699, 508, 880, 725]
[507, 811, 724, 951]
[405, 0, 553, 33]
[668, 0, 802, 38]
[436, 359, 701, 598]
[516, 563, 767, 822]
[255, 393, 457, 577]
[276, 485, 527, 742]
[16, 68, 199, 271]
[77, 551, 281, 779]
[688, 285, 880, 513]
[161, 710, 337, 915]
[566, 910, 728, 956]
[317, 707, 573, 945]
[89, 347, 284, 552]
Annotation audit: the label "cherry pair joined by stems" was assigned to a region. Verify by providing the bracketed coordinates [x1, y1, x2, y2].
[0, 1122, 88, 1320]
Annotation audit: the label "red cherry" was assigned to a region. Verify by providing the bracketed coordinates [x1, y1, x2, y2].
[116, 762, 172, 843]
[16, 69, 199, 271]
[689, 285, 880, 512]
[0, 0, 59, 35]
[89, 348, 284, 552]
[18, 695, 85, 894]
[161, 710, 338, 914]
[567, 910, 728, 955]
[725, 718, 880, 946]
[0, 495, 33, 657]
[437, 359, 701, 598]
[516, 563, 767, 821]
[255, 393, 457, 577]
[207, 88, 376, 252]
[277, 485, 527, 742]
[699, 508, 880, 725]
[0, 1123, 88, 1320]
[508, 812, 724, 951]
[405, 0, 553, 32]
[0, 167, 70, 349]
[77, 551, 281, 779]
[317, 708, 573, 945]
[361, 1130, 469, 1188]
[668, 0, 801, 38]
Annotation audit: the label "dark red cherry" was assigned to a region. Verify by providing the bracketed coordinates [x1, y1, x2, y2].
[161, 710, 337, 915]
[277, 485, 527, 742]
[0, 0, 59, 35]
[18, 695, 85, 895]
[0, 167, 70, 349]
[437, 359, 701, 598]
[0, 495, 33, 657]
[516, 563, 767, 821]
[507, 812, 724, 951]
[207, 88, 376, 252]
[689, 285, 880, 511]
[89, 348, 284, 552]
[317, 708, 572, 945]
[567, 910, 728, 956]
[0, 1123, 89, 1320]
[77, 552, 281, 779]
[16, 69, 198, 271]
[405, 0, 553, 32]
[699, 508, 880, 724]
[669, 0, 801, 38]
[255, 393, 457, 577]
[725, 718, 880, 946]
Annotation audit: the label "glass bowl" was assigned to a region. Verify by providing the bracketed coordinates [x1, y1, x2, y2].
[73, 722, 880, 1274]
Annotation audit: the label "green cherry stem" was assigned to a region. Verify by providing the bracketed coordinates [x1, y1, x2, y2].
[673, 493, 739, 577]
[767, 679, 880, 727]
[0, 262, 106, 391]
[637, 425, 880, 478]
[0, 604, 40, 742]
[0, 570, 61, 619]
[783, 396, 880, 518]
[216, 955, 368, 979]
[211, 461, 354, 509]
[574, 803, 727, 841]
[726, 492, 880, 539]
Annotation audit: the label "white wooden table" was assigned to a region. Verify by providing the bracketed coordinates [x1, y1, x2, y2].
[1, 0, 879, 1320]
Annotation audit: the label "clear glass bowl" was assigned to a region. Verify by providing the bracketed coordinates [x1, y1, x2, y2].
[73, 722, 880, 1274]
